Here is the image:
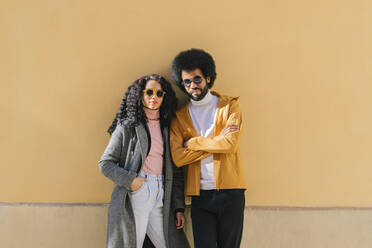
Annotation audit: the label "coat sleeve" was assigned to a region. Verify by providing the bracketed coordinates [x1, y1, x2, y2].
[186, 99, 242, 154]
[170, 117, 211, 167]
[98, 124, 137, 191]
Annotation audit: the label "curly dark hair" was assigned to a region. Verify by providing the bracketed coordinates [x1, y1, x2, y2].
[171, 48, 217, 92]
[107, 74, 178, 135]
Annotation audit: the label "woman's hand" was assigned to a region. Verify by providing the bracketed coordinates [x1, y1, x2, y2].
[131, 177, 146, 191]
[175, 212, 185, 229]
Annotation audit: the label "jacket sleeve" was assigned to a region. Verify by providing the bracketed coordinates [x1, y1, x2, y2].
[186, 99, 242, 154]
[170, 117, 211, 167]
[98, 124, 137, 191]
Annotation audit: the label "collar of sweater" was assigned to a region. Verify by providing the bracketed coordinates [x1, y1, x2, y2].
[190, 90, 214, 107]
[143, 107, 160, 121]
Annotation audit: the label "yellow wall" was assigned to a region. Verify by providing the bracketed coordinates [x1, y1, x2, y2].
[1, 0, 372, 206]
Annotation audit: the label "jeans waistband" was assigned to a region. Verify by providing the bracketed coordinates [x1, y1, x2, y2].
[138, 171, 164, 181]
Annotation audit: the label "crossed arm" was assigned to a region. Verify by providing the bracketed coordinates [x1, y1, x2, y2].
[170, 118, 212, 167]
[170, 100, 242, 166]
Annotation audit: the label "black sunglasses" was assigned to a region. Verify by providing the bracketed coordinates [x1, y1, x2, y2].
[143, 89, 166, 98]
[182, 76, 203, 87]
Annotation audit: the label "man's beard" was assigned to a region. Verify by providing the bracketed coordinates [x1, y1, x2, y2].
[187, 85, 209, 101]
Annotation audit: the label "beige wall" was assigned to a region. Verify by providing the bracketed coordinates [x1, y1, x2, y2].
[1, 0, 372, 207]
[2, 204, 372, 248]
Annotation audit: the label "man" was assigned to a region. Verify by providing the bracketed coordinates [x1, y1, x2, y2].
[170, 48, 247, 248]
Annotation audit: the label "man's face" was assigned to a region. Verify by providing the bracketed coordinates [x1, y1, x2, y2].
[181, 68, 210, 101]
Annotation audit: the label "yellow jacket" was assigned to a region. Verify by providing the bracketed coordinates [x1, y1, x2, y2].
[170, 91, 247, 196]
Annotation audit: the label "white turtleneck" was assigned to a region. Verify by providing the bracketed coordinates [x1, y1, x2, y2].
[189, 90, 219, 190]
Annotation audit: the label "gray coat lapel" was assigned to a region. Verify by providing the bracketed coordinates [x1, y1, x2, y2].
[162, 127, 172, 180]
[135, 124, 148, 165]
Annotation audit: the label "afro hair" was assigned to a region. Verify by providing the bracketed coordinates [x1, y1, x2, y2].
[171, 48, 217, 92]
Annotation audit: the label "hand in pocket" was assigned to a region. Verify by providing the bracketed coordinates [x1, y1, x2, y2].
[131, 177, 146, 192]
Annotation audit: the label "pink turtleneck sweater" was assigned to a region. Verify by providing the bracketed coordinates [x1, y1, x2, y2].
[140, 107, 164, 175]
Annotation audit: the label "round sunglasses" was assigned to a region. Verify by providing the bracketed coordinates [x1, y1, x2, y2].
[182, 76, 203, 87]
[143, 89, 166, 98]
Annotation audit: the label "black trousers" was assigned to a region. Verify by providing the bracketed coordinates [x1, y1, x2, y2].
[143, 235, 155, 248]
[191, 189, 245, 248]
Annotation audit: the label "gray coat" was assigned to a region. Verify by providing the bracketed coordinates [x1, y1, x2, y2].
[99, 122, 190, 248]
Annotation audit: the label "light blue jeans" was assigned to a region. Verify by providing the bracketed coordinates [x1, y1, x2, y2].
[129, 172, 166, 248]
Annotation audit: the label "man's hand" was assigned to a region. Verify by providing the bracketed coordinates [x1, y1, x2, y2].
[219, 124, 240, 136]
[175, 212, 185, 229]
[131, 177, 146, 192]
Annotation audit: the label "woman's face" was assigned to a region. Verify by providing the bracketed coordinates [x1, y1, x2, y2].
[142, 80, 164, 110]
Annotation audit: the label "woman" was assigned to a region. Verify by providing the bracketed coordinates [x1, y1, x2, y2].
[99, 74, 190, 248]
